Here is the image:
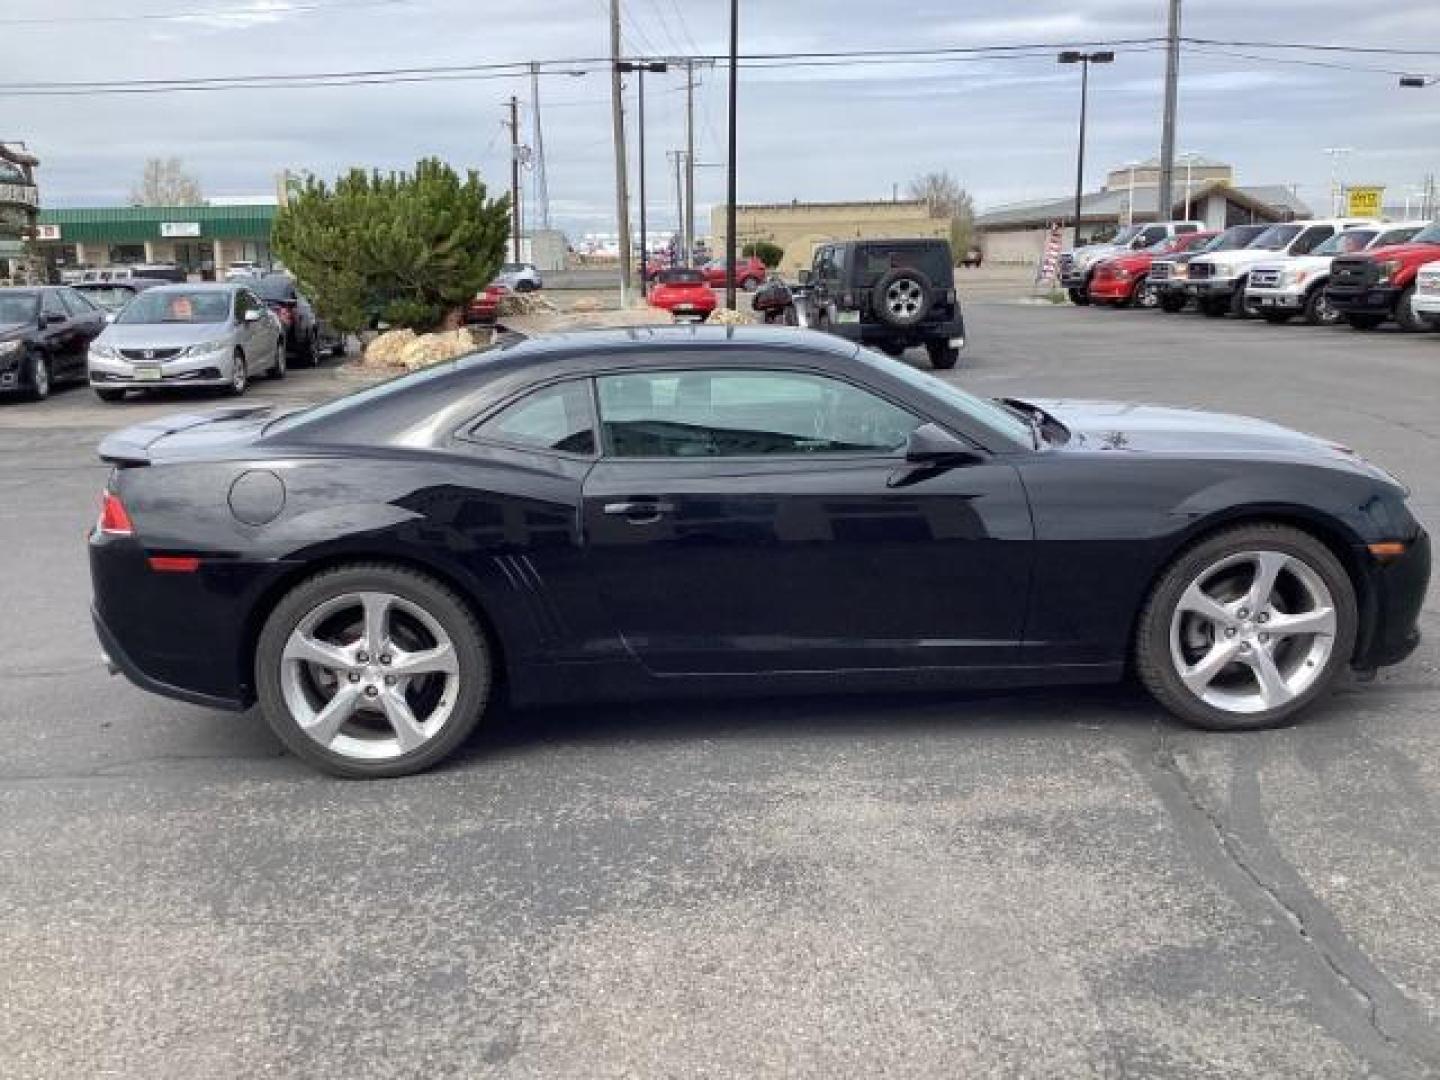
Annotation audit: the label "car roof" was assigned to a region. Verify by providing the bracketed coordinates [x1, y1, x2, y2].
[75, 277, 170, 288]
[146, 282, 243, 293]
[495, 325, 860, 367]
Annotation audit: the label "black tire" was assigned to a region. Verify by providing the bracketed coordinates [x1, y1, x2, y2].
[1261, 311, 1293, 325]
[1303, 286, 1341, 327]
[1159, 293, 1187, 314]
[254, 563, 493, 779]
[1347, 314, 1383, 331]
[1067, 288, 1091, 307]
[1229, 279, 1251, 319]
[24, 353, 50, 402]
[227, 349, 248, 396]
[873, 267, 934, 328]
[1395, 285, 1427, 332]
[926, 340, 959, 370]
[1135, 523, 1357, 732]
[93, 387, 125, 402]
[267, 339, 287, 380]
[1132, 276, 1159, 309]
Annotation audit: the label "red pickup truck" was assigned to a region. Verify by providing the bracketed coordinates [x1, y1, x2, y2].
[1088, 232, 1217, 308]
[1324, 221, 1440, 331]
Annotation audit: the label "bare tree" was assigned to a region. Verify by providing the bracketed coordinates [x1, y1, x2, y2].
[908, 171, 978, 255]
[129, 157, 205, 206]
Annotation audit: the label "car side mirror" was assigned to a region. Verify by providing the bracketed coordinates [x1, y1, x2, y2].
[797, 269, 813, 285]
[904, 423, 980, 464]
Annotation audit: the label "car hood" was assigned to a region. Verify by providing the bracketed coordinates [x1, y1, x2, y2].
[1027, 398, 1387, 472]
[0, 320, 30, 341]
[1343, 242, 1440, 263]
[1251, 254, 1331, 275]
[98, 322, 232, 348]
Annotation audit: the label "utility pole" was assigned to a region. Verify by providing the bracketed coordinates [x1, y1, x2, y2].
[608, 0, 632, 306]
[724, 0, 739, 310]
[685, 60, 697, 266]
[530, 61, 551, 231]
[670, 150, 685, 263]
[1157, 0, 1182, 219]
[506, 95, 522, 261]
[618, 61, 668, 297]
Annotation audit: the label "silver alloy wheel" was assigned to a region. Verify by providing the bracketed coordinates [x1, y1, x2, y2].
[885, 278, 924, 319]
[1313, 291, 1339, 325]
[1169, 550, 1337, 715]
[1135, 279, 1158, 308]
[231, 351, 248, 394]
[280, 590, 462, 761]
[31, 355, 50, 399]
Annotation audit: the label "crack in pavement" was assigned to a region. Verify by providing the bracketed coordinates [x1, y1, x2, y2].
[1135, 732, 1440, 1079]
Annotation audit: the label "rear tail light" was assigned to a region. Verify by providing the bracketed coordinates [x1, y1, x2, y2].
[98, 490, 134, 536]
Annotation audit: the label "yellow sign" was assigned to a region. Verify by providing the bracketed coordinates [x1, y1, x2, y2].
[1346, 186, 1384, 217]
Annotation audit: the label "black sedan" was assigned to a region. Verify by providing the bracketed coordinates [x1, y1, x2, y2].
[0, 285, 108, 400]
[252, 273, 343, 366]
[89, 328, 1429, 777]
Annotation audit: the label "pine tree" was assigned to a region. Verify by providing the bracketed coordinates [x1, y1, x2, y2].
[272, 159, 511, 333]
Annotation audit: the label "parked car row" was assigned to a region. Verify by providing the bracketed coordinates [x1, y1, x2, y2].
[1064, 218, 1440, 332]
[0, 275, 341, 405]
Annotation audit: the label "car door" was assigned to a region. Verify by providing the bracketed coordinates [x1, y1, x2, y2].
[37, 290, 79, 376]
[58, 288, 106, 376]
[235, 290, 267, 369]
[581, 365, 1033, 675]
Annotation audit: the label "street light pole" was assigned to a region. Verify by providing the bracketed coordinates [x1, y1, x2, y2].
[618, 61, 668, 297]
[1058, 50, 1114, 248]
[724, 0, 740, 311]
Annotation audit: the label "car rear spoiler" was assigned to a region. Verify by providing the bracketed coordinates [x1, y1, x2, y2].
[97, 406, 274, 466]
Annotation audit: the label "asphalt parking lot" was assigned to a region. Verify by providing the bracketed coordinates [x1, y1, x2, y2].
[2, 303, 1438, 1079]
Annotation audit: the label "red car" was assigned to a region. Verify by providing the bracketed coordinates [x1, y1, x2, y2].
[701, 256, 768, 290]
[464, 282, 509, 324]
[1089, 232, 1217, 308]
[649, 267, 717, 321]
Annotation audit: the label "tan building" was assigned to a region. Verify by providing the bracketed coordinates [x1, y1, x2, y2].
[711, 199, 950, 274]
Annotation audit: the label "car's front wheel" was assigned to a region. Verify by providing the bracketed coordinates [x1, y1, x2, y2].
[1067, 288, 1090, 306]
[227, 349, 249, 396]
[1132, 276, 1159, 309]
[268, 338, 287, 379]
[255, 564, 493, 778]
[1136, 524, 1356, 731]
[25, 353, 50, 401]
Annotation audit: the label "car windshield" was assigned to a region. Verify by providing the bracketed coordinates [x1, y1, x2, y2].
[1211, 225, 1269, 251]
[658, 268, 705, 285]
[116, 290, 232, 325]
[252, 275, 298, 302]
[854, 349, 1033, 449]
[0, 292, 38, 323]
[1250, 224, 1304, 251]
[1407, 223, 1440, 245]
[77, 286, 137, 311]
[1313, 231, 1376, 256]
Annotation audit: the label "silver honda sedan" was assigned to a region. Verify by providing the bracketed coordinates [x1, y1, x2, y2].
[87, 283, 285, 401]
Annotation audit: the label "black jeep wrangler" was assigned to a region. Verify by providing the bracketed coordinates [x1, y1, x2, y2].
[797, 238, 965, 369]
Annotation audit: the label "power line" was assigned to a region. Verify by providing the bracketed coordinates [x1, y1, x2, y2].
[1183, 37, 1440, 57]
[1182, 44, 1418, 77]
[0, 0, 407, 26]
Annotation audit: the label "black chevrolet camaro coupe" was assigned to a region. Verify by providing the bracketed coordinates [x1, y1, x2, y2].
[90, 327, 1429, 777]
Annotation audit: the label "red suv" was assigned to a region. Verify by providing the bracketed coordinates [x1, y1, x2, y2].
[701, 256, 767, 290]
[1088, 232, 1217, 308]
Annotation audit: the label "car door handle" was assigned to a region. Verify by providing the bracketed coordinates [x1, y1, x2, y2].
[603, 500, 675, 523]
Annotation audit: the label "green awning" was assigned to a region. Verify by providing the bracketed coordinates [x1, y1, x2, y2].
[35, 204, 276, 243]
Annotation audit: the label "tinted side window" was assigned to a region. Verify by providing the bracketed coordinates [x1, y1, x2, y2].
[1139, 226, 1169, 245]
[474, 380, 596, 455]
[40, 291, 67, 320]
[596, 370, 922, 458]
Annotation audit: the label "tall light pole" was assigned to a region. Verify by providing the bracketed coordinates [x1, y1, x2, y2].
[724, 0, 740, 310]
[618, 60, 668, 297]
[1323, 147, 1354, 217]
[1058, 50, 1114, 248]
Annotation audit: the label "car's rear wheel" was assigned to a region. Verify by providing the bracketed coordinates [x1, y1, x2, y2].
[1133, 276, 1159, 309]
[1394, 285, 1427, 332]
[1229, 280, 1251, 318]
[255, 564, 493, 778]
[1067, 288, 1090, 306]
[268, 339, 287, 379]
[1136, 524, 1356, 731]
[926, 340, 959, 370]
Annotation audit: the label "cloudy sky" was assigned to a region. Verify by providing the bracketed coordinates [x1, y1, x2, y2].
[5, 0, 1439, 235]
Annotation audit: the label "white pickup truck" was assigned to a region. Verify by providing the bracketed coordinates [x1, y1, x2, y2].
[1185, 218, 1375, 318]
[1244, 221, 1431, 325]
[1414, 258, 1440, 328]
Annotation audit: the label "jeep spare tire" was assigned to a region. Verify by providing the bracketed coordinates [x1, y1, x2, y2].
[873, 267, 933, 329]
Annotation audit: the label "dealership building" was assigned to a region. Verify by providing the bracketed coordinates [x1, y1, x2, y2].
[33, 202, 277, 276]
